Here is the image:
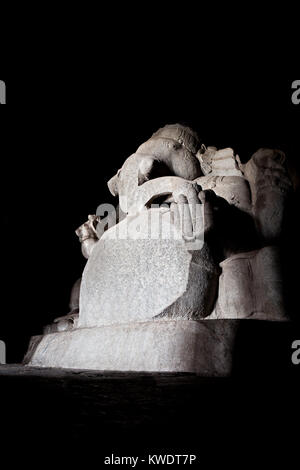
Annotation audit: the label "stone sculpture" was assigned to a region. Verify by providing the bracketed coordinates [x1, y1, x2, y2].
[24, 125, 293, 375]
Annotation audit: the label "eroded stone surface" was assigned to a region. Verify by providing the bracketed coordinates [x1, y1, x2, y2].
[209, 247, 288, 321]
[79, 209, 218, 328]
[27, 320, 238, 376]
[239, 148, 293, 242]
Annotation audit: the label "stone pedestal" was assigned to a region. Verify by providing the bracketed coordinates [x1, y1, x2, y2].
[25, 319, 238, 377]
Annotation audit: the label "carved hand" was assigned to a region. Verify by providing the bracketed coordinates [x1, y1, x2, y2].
[75, 215, 100, 259]
[75, 215, 99, 242]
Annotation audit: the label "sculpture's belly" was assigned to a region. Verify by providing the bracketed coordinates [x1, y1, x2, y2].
[79, 210, 193, 328]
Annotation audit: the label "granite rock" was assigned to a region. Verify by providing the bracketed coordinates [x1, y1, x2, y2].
[27, 319, 238, 376]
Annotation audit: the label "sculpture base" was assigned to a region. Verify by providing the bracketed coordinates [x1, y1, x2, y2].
[24, 320, 238, 376]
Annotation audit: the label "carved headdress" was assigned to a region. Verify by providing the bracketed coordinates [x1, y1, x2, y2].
[148, 124, 202, 155]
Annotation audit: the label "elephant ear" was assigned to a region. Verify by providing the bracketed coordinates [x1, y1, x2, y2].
[107, 169, 121, 196]
[196, 146, 217, 176]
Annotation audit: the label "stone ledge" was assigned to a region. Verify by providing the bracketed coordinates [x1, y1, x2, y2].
[25, 319, 238, 376]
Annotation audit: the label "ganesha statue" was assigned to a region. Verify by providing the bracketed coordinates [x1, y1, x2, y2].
[24, 124, 293, 375]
